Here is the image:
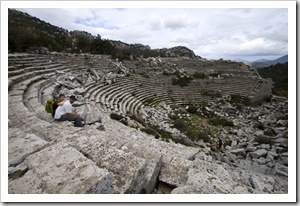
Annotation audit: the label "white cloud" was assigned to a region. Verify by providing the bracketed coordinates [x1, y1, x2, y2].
[15, 7, 288, 61]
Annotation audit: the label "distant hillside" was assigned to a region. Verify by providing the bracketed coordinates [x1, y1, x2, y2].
[256, 62, 288, 97]
[8, 9, 72, 52]
[251, 55, 288, 68]
[8, 9, 199, 59]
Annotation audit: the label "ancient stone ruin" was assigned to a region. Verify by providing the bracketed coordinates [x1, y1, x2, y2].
[8, 53, 288, 194]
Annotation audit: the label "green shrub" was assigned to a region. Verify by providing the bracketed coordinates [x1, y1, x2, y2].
[197, 131, 210, 143]
[168, 113, 178, 120]
[173, 119, 188, 131]
[120, 119, 128, 126]
[209, 117, 234, 127]
[255, 135, 274, 145]
[141, 127, 159, 138]
[186, 105, 198, 114]
[230, 94, 250, 105]
[110, 113, 124, 121]
[144, 97, 156, 106]
[128, 115, 145, 126]
[110, 113, 128, 126]
[253, 123, 265, 130]
[209, 72, 220, 78]
[141, 124, 173, 141]
[172, 76, 193, 87]
[193, 72, 207, 79]
[263, 128, 276, 137]
[223, 140, 232, 147]
[201, 90, 222, 98]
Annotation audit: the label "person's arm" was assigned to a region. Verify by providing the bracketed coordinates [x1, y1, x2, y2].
[67, 112, 79, 116]
[57, 100, 65, 106]
[65, 103, 79, 116]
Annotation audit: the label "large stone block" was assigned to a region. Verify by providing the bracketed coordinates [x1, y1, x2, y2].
[80, 140, 148, 194]
[120, 142, 163, 194]
[159, 157, 192, 187]
[8, 128, 49, 167]
[9, 143, 112, 194]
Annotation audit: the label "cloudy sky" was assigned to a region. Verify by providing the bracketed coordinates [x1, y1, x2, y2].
[16, 6, 288, 62]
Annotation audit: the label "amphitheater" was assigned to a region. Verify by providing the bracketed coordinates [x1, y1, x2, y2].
[7, 52, 287, 195]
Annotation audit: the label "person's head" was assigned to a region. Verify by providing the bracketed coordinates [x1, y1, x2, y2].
[69, 95, 77, 104]
[58, 94, 65, 101]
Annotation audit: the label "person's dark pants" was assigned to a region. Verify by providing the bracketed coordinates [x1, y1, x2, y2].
[56, 114, 84, 127]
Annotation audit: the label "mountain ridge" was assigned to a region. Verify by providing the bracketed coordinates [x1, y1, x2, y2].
[250, 55, 288, 68]
[9, 9, 199, 59]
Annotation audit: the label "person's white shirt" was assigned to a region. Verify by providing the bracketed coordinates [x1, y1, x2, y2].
[54, 100, 72, 119]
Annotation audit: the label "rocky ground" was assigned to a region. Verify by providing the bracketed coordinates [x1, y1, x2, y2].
[137, 97, 288, 194]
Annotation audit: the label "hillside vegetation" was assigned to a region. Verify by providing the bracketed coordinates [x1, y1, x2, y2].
[8, 9, 197, 60]
[257, 62, 288, 97]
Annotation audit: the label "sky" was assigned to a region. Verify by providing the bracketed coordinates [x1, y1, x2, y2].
[15, 7, 288, 62]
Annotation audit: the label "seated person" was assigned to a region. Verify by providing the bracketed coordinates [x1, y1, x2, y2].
[52, 93, 66, 117]
[54, 95, 84, 127]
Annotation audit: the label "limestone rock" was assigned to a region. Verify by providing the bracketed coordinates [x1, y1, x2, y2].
[159, 157, 192, 187]
[9, 143, 113, 194]
[230, 148, 246, 157]
[248, 174, 275, 193]
[249, 149, 268, 159]
[8, 129, 49, 167]
[172, 159, 250, 194]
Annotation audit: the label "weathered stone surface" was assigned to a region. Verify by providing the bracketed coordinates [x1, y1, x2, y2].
[274, 138, 288, 148]
[248, 174, 275, 192]
[246, 146, 257, 152]
[230, 148, 246, 157]
[120, 142, 163, 194]
[8, 128, 49, 166]
[9, 143, 113, 194]
[80, 140, 148, 194]
[249, 149, 268, 159]
[172, 159, 250, 194]
[159, 157, 193, 187]
[275, 164, 288, 177]
[8, 164, 28, 180]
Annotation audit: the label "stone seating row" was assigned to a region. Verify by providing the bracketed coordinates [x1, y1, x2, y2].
[7, 55, 153, 193]
[8, 71, 199, 194]
[85, 76, 169, 115]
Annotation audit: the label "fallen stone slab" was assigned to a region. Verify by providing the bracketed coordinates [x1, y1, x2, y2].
[80, 140, 148, 194]
[120, 141, 163, 194]
[249, 149, 268, 159]
[9, 143, 112, 194]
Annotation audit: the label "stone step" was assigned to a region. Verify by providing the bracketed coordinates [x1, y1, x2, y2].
[9, 142, 113, 194]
